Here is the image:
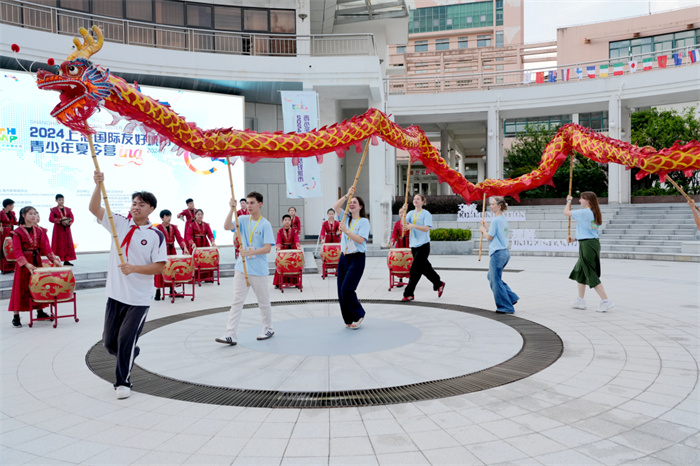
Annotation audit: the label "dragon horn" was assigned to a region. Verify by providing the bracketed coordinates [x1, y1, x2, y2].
[66, 25, 104, 61]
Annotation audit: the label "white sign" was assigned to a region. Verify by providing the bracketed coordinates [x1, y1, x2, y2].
[457, 204, 526, 222]
[510, 229, 578, 251]
[281, 91, 322, 198]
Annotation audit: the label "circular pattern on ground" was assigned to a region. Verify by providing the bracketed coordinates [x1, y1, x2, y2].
[86, 299, 563, 408]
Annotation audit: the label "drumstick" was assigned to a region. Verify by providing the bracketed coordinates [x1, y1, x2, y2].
[341, 139, 370, 225]
[478, 193, 487, 262]
[86, 122, 124, 264]
[226, 155, 249, 287]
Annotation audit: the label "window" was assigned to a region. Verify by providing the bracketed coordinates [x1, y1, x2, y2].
[270, 10, 295, 33]
[93, 0, 122, 18]
[215, 6, 241, 31]
[610, 30, 699, 59]
[126, 0, 152, 21]
[458, 37, 468, 49]
[503, 115, 573, 137]
[408, 1, 494, 33]
[414, 40, 428, 52]
[244, 9, 268, 32]
[477, 35, 491, 47]
[187, 4, 212, 28]
[155, 0, 185, 26]
[436, 38, 450, 51]
[397, 46, 406, 54]
[496, 31, 503, 47]
[579, 112, 609, 132]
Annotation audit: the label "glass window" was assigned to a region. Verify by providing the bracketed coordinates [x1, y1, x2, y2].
[480, 15, 486, 22]
[92, 0, 122, 18]
[496, 31, 503, 47]
[436, 38, 450, 51]
[187, 4, 212, 28]
[397, 46, 406, 54]
[415, 40, 428, 52]
[244, 9, 268, 32]
[271, 10, 295, 33]
[458, 37, 468, 48]
[215, 6, 241, 31]
[155, 0, 184, 26]
[126, 0, 152, 22]
[466, 16, 473, 23]
[477, 35, 491, 47]
[59, 0, 89, 12]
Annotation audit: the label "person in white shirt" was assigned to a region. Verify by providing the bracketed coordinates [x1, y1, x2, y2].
[89, 171, 167, 400]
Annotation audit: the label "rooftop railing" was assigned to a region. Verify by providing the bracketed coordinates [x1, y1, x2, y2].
[0, 0, 377, 57]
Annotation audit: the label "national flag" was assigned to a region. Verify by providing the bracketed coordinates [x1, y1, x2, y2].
[535, 72, 544, 83]
[587, 66, 596, 78]
[548, 71, 557, 82]
[600, 64, 609, 77]
[673, 53, 683, 66]
[642, 57, 653, 70]
[629, 59, 637, 72]
[613, 63, 624, 76]
[689, 50, 698, 63]
[560, 68, 570, 81]
[576, 67, 583, 79]
[523, 71, 532, 84]
[657, 55, 667, 68]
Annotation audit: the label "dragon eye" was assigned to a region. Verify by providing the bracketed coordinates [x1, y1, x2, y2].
[68, 65, 79, 76]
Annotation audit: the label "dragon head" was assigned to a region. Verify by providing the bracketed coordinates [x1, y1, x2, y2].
[36, 26, 114, 134]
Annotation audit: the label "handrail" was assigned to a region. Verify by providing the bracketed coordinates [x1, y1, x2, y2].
[0, 0, 377, 57]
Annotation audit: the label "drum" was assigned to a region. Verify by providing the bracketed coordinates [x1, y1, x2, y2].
[320, 243, 341, 264]
[41, 256, 55, 268]
[163, 255, 194, 283]
[29, 266, 75, 303]
[3, 237, 15, 262]
[387, 248, 413, 273]
[275, 249, 304, 274]
[193, 247, 219, 270]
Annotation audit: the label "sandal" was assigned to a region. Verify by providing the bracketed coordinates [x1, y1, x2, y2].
[350, 317, 364, 329]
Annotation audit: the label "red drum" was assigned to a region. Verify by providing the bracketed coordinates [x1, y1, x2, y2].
[29, 266, 75, 303]
[163, 255, 194, 283]
[193, 247, 219, 269]
[321, 243, 341, 264]
[41, 256, 55, 268]
[275, 249, 304, 273]
[387, 248, 413, 273]
[3, 237, 15, 262]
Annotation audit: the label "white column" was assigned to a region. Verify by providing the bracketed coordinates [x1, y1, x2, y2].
[368, 102, 395, 247]
[607, 97, 631, 204]
[486, 106, 502, 180]
[457, 152, 465, 177]
[295, 1, 311, 55]
[477, 159, 485, 183]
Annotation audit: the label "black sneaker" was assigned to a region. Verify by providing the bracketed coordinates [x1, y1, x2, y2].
[154, 289, 161, 301]
[36, 309, 51, 320]
[63, 261, 74, 266]
[12, 315, 21, 328]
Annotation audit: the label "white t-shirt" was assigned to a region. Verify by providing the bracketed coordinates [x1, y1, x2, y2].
[100, 211, 168, 306]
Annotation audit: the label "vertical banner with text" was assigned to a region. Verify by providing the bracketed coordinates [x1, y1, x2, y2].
[281, 91, 322, 198]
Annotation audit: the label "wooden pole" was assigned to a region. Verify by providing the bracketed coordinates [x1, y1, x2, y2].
[567, 152, 575, 242]
[478, 192, 487, 262]
[226, 155, 249, 287]
[341, 139, 370, 224]
[86, 122, 124, 264]
[665, 176, 700, 212]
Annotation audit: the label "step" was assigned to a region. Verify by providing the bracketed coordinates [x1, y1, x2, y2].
[600, 234, 696, 241]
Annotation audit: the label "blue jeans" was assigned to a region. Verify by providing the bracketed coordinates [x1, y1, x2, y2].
[487, 249, 519, 313]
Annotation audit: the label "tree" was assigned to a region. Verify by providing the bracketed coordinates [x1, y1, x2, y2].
[504, 124, 608, 199]
[631, 107, 700, 195]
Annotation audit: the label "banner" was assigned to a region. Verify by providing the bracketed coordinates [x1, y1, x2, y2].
[281, 91, 322, 198]
[457, 204, 526, 222]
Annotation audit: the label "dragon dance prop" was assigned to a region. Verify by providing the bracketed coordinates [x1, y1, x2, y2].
[31, 26, 700, 202]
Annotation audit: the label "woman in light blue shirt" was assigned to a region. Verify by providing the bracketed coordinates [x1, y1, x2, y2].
[564, 191, 614, 313]
[399, 194, 445, 302]
[332, 187, 370, 329]
[479, 196, 519, 314]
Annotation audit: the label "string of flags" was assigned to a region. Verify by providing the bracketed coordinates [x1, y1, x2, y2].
[523, 50, 698, 84]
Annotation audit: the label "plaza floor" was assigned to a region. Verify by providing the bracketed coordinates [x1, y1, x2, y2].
[1, 254, 698, 465]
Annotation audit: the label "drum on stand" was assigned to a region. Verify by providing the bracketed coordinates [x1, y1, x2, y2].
[28, 266, 78, 328]
[387, 248, 413, 291]
[320, 243, 340, 279]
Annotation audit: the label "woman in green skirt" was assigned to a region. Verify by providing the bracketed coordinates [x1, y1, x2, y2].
[564, 191, 614, 312]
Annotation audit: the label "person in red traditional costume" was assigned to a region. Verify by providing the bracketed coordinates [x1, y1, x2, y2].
[1, 198, 18, 274]
[8, 206, 62, 328]
[320, 208, 340, 244]
[177, 198, 196, 225]
[390, 218, 410, 249]
[234, 198, 249, 259]
[186, 209, 216, 281]
[154, 209, 188, 301]
[49, 194, 76, 266]
[273, 214, 301, 288]
[288, 206, 301, 238]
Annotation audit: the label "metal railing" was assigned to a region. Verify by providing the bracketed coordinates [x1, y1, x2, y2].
[0, 0, 377, 57]
[386, 44, 698, 95]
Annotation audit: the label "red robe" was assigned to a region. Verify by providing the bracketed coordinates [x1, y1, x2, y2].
[0, 209, 18, 273]
[321, 220, 340, 244]
[290, 216, 301, 238]
[274, 228, 300, 287]
[391, 220, 410, 249]
[154, 223, 187, 288]
[185, 220, 213, 250]
[8, 226, 58, 313]
[178, 208, 196, 225]
[234, 209, 249, 258]
[49, 206, 76, 261]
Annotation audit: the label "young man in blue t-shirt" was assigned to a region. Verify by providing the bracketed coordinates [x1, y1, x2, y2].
[216, 192, 275, 345]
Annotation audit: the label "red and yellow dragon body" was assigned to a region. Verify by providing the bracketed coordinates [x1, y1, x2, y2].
[35, 27, 700, 201]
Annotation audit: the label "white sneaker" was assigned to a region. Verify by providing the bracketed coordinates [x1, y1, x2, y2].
[571, 298, 586, 310]
[115, 386, 131, 399]
[215, 335, 237, 345]
[257, 329, 274, 340]
[598, 300, 615, 312]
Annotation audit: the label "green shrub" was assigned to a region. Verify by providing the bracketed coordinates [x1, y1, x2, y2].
[430, 228, 472, 241]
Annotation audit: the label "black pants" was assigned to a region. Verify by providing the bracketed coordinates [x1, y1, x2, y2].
[103, 298, 149, 388]
[404, 242, 441, 297]
[337, 252, 366, 324]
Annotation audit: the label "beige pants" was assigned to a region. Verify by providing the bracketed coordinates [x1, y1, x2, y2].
[225, 272, 273, 337]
